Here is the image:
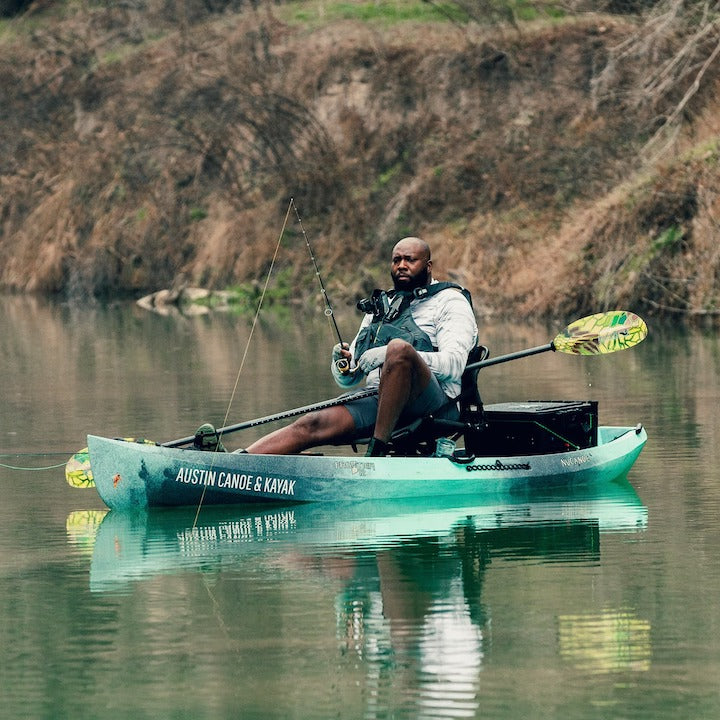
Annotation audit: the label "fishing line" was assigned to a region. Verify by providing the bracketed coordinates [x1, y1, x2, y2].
[1, 460, 67, 471]
[1, 452, 78, 472]
[192, 199, 293, 529]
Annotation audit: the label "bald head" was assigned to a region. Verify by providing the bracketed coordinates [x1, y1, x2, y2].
[393, 237, 431, 262]
[391, 237, 432, 291]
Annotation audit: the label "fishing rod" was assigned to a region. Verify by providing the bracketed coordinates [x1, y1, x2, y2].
[290, 198, 352, 375]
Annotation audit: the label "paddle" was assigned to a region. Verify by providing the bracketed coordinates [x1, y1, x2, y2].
[65, 309, 647, 488]
[466, 309, 648, 370]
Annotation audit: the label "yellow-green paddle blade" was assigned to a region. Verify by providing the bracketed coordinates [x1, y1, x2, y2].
[553, 311, 648, 356]
[65, 438, 157, 488]
[66, 447, 94, 488]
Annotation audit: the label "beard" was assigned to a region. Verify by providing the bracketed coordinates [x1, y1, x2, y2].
[392, 265, 430, 291]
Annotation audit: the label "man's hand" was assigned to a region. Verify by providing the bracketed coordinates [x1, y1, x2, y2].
[332, 342, 355, 376]
[332, 342, 351, 362]
[357, 346, 387, 374]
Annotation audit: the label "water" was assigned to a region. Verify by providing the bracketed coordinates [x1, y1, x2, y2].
[1, 295, 720, 719]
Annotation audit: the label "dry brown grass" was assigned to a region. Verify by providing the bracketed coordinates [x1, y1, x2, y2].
[2, 1, 720, 322]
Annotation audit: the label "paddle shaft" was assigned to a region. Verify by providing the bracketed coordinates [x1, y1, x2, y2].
[465, 343, 553, 371]
[166, 343, 555, 448]
[165, 388, 380, 448]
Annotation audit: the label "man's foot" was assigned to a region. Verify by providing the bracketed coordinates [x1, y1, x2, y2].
[193, 423, 226, 452]
[365, 437, 389, 457]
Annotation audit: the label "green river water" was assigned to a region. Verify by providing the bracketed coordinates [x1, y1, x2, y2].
[1, 295, 719, 719]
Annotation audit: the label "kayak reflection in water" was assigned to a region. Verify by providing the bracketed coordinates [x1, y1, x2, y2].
[245, 237, 478, 457]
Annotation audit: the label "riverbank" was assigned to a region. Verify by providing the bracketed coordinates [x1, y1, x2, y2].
[2, 1, 719, 321]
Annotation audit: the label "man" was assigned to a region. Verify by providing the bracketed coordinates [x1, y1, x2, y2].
[245, 236, 478, 457]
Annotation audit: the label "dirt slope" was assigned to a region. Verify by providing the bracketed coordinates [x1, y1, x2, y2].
[1, 2, 719, 320]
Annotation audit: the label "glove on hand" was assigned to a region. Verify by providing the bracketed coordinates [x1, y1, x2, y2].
[357, 346, 387, 375]
[332, 342, 356, 379]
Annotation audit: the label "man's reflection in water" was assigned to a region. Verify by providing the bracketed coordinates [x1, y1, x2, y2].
[333, 521, 493, 718]
[329, 519, 600, 717]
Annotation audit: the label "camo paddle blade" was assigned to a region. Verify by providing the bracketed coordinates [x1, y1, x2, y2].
[66, 447, 94, 488]
[65, 438, 157, 488]
[553, 310, 648, 356]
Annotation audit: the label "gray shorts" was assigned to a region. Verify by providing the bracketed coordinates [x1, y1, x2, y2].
[342, 375, 458, 438]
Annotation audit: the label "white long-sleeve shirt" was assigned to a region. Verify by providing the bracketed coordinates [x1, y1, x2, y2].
[332, 282, 479, 399]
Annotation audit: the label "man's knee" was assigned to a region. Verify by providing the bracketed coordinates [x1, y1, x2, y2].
[292, 412, 325, 439]
[382, 339, 432, 391]
[385, 339, 416, 366]
[292, 407, 355, 443]
[385, 340, 429, 377]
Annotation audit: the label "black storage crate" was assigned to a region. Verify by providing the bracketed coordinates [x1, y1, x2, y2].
[471, 400, 598, 456]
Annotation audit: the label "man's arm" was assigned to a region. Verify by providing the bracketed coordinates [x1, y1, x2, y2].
[417, 292, 478, 384]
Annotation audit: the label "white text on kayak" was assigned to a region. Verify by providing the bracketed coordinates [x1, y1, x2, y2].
[174, 467, 296, 495]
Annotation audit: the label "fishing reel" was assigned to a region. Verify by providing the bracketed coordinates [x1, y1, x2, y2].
[333, 344, 360, 377]
[335, 356, 364, 377]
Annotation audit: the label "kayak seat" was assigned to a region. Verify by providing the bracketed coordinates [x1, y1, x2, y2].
[353, 345, 489, 457]
[456, 344, 489, 424]
[454, 344, 489, 455]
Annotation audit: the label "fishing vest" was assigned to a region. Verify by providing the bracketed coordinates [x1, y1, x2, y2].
[354, 282, 473, 360]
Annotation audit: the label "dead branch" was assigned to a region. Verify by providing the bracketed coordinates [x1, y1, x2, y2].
[592, 0, 720, 146]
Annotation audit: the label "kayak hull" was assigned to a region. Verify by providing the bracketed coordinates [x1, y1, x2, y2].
[87, 425, 647, 511]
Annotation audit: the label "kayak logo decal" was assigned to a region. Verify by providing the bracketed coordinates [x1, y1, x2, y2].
[559, 453, 593, 467]
[113, 473, 121, 487]
[466, 459, 531, 472]
[334, 460, 374, 477]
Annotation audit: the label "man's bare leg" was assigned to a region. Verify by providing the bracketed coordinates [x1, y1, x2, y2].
[372, 339, 432, 443]
[245, 405, 356, 455]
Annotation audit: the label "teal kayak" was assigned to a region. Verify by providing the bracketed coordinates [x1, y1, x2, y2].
[81, 311, 652, 511]
[86, 423, 647, 511]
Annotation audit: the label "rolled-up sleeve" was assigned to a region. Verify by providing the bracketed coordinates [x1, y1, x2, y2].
[417, 291, 478, 393]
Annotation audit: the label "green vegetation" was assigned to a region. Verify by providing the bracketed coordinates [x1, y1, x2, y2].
[283, 0, 568, 27]
[188, 207, 208, 222]
[192, 268, 295, 314]
[652, 225, 684, 254]
[375, 162, 404, 190]
[288, 0, 467, 24]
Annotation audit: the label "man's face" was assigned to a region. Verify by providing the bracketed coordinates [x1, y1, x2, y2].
[391, 241, 432, 291]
